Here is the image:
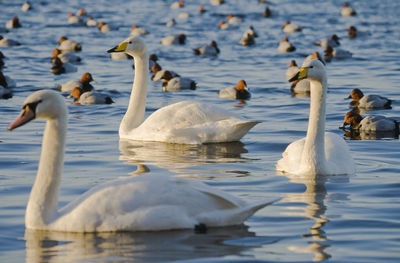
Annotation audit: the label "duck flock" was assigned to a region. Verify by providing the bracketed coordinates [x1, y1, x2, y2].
[1, 0, 399, 234]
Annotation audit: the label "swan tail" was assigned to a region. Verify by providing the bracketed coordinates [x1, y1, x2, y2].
[230, 121, 259, 141]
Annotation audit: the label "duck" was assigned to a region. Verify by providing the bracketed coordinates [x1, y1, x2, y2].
[170, 0, 184, 9]
[6, 16, 22, 29]
[348, 26, 357, 38]
[57, 72, 94, 93]
[282, 21, 302, 34]
[67, 13, 82, 25]
[178, 11, 190, 20]
[21, 1, 32, 11]
[130, 25, 149, 37]
[278, 37, 296, 53]
[347, 88, 392, 110]
[0, 70, 17, 89]
[218, 80, 251, 100]
[52, 48, 81, 63]
[240, 33, 255, 46]
[226, 15, 242, 24]
[166, 18, 176, 27]
[218, 21, 229, 30]
[8, 89, 273, 232]
[50, 57, 77, 75]
[98, 21, 111, 33]
[76, 8, 87, 17]
[160, 71, 196, 91]
[302, 51, 326, 67]
[151, 63, 180, 82]
[210, 0, 224, 6]
[57, 36, 82, 52]
[263, 7, 272, 17]
[107, 36, 259, 144]
[244, 26, 258, 38]
[324, 45, 352, 62]
[86, 17, 97, 27]
[0, 85, 12, 99]
[0, 35, 21, 47]
[193, 41, 220, 56]
[70, 87, 113, 105]
[161, 34, 186, 45]
[342, 110, 399, 132]
[341, 3, 356, 16]
[314, 34, 340, 48]
[199, 5, 206, 14]
[276, 59, 355, 176]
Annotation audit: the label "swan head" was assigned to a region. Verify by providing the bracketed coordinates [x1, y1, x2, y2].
[107, 36, 147, 58]
[8, 90, 67, 131]
[289, 59, 326, 83]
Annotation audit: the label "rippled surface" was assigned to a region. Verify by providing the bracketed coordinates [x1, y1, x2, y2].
[1, 0, 400, 262]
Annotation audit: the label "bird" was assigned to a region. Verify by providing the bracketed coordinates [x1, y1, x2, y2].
[226, 15, 242, 24]
[263, 7, 272, 17]
[324, 45, 352, 62]
[341, 3, 356, 16]
[218, 80, 251, 100]
[166, 18, 176, 27]
[0, 71, 13, 99]
[107, 36, 259, 144]
[130, 25, 149, 37]
[314, 34, 340, 49]
[218, 21, 229, 30]
[52, 48, 81, 63]
[8, 89, 274, 232]
[0, 70, 17, 89]
[67, 13, 82, 25]
[210, 0, 224, 6]
[98, 21, 111, 33]
[6, 16, 22, 29]
[302, 51, 326, 67]
[240, 33, 255, 46]
[151, 63, 179, 82]
[170, 0, 184, 9]
[21, 1, 32, 12]
[278, 37, 296, 53]
[159, 70, 196, 91]
[282, 21, 302, 34]
[347, 88, 392, 110]
[86, 17, 97, 27]
[342, 110, 399, 132]
[161, 34, 186, 45]
[0, 35, 21, 47]
[57, 36, 82, 52]
[347, 26, 357, 38]
[57, 72, 94, 93]
[70, 87, 113, 105]
[75, 8, 87, 17]
[193, 41, 220, 56]
[243, 26, 258, 38]
[276, 59, 355, 176]
[50, 57, 77, 75]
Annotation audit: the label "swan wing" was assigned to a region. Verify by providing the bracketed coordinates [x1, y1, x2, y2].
[324, 132, 356, 175]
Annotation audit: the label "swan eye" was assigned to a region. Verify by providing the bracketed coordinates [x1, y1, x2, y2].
[128, 41, 132, 44]
[309, 66, 314, 69]
[23, 100, 42, 112]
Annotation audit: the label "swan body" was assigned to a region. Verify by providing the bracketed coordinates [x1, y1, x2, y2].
[8, 90, 272, 232]
[107, 36, 258, 144]
[277, 60, 355, 176]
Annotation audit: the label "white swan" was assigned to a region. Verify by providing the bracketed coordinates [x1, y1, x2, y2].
[276, 60, 355, 176]
[107, 36, 259, 144]
[8, 89, 273, 232]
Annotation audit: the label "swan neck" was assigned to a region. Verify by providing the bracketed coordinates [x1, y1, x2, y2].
[301, 78, 327, 173]
[120, 51, 149, 136]
[26, 116, 67, 229]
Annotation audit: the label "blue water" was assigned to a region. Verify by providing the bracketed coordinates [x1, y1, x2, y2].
[1, 0, 400, 262]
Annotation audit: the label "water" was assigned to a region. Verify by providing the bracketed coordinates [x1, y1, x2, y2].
[1, 0, 400, 262]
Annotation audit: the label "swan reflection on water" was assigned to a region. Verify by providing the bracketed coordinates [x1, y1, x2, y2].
[278, 172, 350, 261]
[119, 139, 252, 175]
[25, 225, 262, 263]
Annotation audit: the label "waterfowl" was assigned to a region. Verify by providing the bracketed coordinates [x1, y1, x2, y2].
[263, 7, 272, 17]
[324, 45, 352, 62]
[21, 1, 32, 12]
[160, 71, 196, 91]
[107, 36, 259, 144]
[315, 34, 340, 48]
[151, 63, 180, 82]
[170, 0, 184, 9]
[50, 57, 77, 75]
[70, 87, 113, 105]
[240, 33, 255, 46]
[348, 26, 357, 38]
[6, 16, 22, 29]
[166, 19, 176, 27]
[341, 3, 356, 16]
[86, 17, 97, 27]
[210, 0, 225, 6]
[278, 37, 296, 53]
[276, 60, 355, 176]
[0, 71, 17, 89]
[98, 21, 110, 33]
[178, 11, 190, 20]
[348, 88, 392, 109]
[161, 34, 186, 45]
[8, 89, 273, 232]
[194, 41, 220, 56]
[130, 25, 149, 36]
[57, 36, 82, 52]
[218, 21, 229, 30]
[227, 15, 242, 24]
[76, 8, 87, 17]
[244, 26, 258, 38]
[0, 51, 5, 69]
[57, 72, 94, 93]
[342, 110, 399, 132]
[67, 13, 82, 25]
[0, 71, 12, 99]
[302, 52, 326, 67]
[199, 5, 206, 13]
[0, 35, 21, 47]
[286, 60, 310, 94]
[218, 80, 251, 100]
[52, 48, 81, 63]
[282, 21, 302, 34]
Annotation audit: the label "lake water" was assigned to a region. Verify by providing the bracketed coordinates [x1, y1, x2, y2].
[1, 0, 399, 262]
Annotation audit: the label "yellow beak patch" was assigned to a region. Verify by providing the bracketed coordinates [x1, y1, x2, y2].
[298, 67, 309, 80]
[114, 42, 127, 52]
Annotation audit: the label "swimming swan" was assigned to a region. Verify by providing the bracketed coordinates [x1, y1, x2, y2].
[8, 89, 274, 232]
[276, 60, 355, 176]
[107, 36, 259, 144]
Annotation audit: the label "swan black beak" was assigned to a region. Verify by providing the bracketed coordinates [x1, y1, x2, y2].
[107, 41, 127, 53]
[288, 67, 309, 82]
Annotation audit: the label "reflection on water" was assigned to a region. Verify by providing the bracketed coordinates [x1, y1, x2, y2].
[342, 129, 399, 140]
[279, 173, 348, 261]
[119, 139, 251, 175]
[25, 226, 257, 263]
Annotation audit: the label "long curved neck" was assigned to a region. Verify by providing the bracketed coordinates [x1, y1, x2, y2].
[25, 116, 67, 229]
[119, 51, 149, 136]
[300, 77, 328, 174]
